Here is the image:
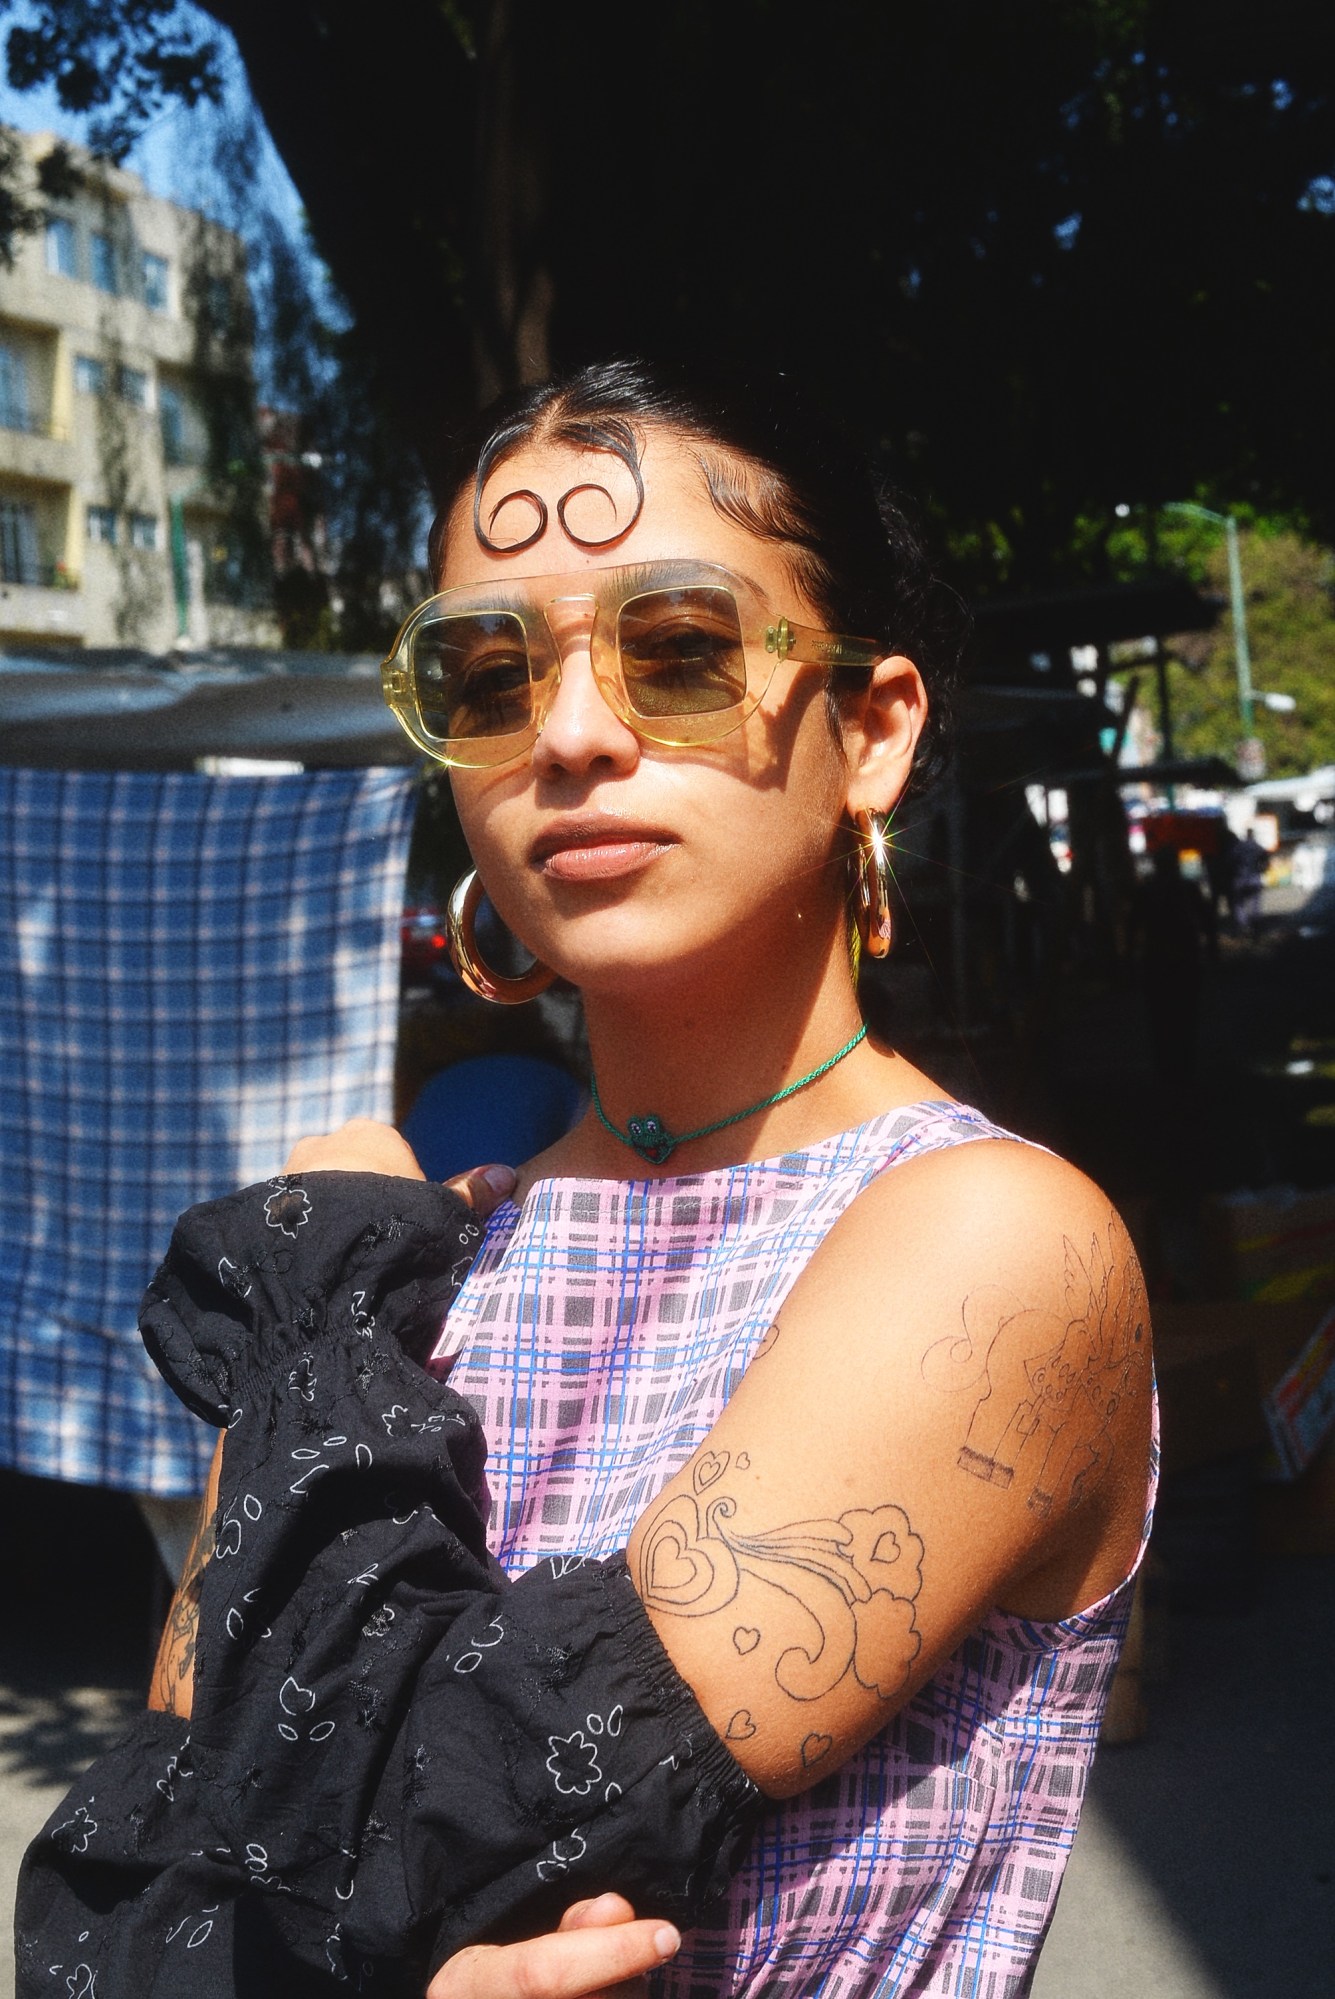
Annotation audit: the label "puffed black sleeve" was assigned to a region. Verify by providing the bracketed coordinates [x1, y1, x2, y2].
[15, 1173, 759, 1999]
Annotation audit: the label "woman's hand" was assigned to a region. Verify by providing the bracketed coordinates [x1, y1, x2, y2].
[283, 1118, 518, 1213]
[283, 1117, 427, 1180]
[426, 1894, 678, 1999]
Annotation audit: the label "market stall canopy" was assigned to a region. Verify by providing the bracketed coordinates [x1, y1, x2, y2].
[0, 649, 411, 770]
[968, 578, 1217, 668]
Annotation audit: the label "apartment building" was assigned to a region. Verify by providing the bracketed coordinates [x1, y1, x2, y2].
[0, 130, 274, 652]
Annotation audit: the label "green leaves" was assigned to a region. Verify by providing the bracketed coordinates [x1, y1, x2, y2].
[2, 1, 223, 162]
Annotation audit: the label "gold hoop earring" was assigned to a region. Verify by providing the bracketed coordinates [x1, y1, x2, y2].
[852, 809, 893, 959]
[445, 871, 555, 1004]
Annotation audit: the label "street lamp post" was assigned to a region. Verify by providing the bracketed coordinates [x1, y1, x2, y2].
[1164, 500, 1256, 734]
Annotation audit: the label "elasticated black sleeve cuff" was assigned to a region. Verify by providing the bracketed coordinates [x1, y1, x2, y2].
[140, 1171, 486, 1422]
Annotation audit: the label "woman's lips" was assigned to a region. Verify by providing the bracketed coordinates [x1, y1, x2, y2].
[531, 819, 675, 882]
[538, 837, 673, 883]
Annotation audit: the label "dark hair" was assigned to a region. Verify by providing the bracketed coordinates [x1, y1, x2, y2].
[428, 358, 964, 792]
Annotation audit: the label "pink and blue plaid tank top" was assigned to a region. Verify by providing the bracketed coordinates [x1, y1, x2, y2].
[435, 1099, 1157, 1997]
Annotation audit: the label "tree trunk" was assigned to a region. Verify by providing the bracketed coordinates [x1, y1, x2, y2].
[204, 0, 555, 494]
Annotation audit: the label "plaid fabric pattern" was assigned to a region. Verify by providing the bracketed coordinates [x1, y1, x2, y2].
[0, 766, 416, 1497]
[441, 1102, 1158, 1998]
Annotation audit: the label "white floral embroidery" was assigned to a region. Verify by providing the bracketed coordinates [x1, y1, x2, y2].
[535, 1828, 589, 1881]
[53, 1803, 97, 1853]
[546, 1731, 602, 1797]
[264, 1181, 312, 1238]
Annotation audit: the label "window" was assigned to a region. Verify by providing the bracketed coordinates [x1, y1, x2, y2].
[0, 499, 42, 584]
[44, 216, 76, 278]
[86, 504, 118, 547]
[90, 230, 118, 294]
[117, 365, 150, 409]
[74, 354, 107, 395]
[0, 343, 30, 431]
[159, 382, 188, 464]
[129, 512, 159, 550]
[141, 251, 169, 311]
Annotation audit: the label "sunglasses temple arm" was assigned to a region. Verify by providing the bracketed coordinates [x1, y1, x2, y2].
[768, 619, 883, 670]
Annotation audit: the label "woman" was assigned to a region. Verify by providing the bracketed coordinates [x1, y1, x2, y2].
[21, 360, 1153, 1999]
[397, 358, 1155, 1998]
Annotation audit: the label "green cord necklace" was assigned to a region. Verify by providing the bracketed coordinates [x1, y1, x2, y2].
[590, 1024, 868, 1166]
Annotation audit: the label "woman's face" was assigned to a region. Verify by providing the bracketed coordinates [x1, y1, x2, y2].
[437, 426, 909, 999]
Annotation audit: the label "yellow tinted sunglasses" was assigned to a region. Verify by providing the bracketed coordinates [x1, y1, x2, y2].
[380, 560, 882, 767]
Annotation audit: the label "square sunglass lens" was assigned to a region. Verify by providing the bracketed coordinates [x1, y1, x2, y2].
[618, 588, 748, 717]
[413, 611, 533, 740]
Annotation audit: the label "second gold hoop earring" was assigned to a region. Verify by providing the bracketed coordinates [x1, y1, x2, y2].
[445, 871, 555, 1004]
[852, 809, 894, 959]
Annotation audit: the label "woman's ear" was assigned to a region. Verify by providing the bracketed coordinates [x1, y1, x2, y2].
[842, 654, 928, 818]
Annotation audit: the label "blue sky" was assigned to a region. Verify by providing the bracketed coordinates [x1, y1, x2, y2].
[0, 9, 305, 237]
[0, 5, 340, 388]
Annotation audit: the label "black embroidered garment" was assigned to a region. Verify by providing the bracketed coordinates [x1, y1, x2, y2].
[16, 1174, 759, 1998]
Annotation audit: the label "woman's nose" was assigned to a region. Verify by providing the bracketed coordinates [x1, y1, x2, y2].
[529, 628, 640, 780]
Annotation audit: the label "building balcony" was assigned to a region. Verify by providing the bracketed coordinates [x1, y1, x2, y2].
[0, 571, 86, 642]
[0, 413, 74, 486]
[0, 403, 68, 443]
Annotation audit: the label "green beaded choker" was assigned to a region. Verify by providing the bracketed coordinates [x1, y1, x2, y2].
[590, 1025, 868, 1166]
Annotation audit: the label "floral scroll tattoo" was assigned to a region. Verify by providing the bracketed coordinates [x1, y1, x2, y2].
[635, 1449, 925, 1766]
[473, 416, 646, 553]
[921, 1220, 1146, 1515]
[150, 1491, 215, 1714]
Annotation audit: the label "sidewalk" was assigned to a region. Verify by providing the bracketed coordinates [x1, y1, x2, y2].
[1035, 1551, 1335, 1999]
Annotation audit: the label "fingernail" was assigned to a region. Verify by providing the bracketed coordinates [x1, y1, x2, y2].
[653, 1925, 681, 1959]
[482, 1164, 517, 1196]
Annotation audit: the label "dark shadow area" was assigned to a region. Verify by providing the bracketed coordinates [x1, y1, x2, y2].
[0, 1468, 153, 1789]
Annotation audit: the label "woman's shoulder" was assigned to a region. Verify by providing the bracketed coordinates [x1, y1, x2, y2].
[856, 1115, 1128, 1266]
[751, 1129, 1153, 1615]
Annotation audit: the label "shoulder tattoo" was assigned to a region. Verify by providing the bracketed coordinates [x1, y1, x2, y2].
[920, 1214, 1148, 1514]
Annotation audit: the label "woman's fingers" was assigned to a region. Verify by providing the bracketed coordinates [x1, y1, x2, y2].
[283, 1118, 427, 1178]
[278, 1123, 518, 1221]
[425, 1903, 678, 1999]
[556, 1895, 638, 1931]
[550, 1898, 657, 1999]
[443, 1161, 517, 1218]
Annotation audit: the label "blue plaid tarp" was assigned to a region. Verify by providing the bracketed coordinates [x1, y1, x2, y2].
[0, 766, 417, 1495]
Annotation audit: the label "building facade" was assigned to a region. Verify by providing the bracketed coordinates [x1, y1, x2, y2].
[0, 131, 274, 652]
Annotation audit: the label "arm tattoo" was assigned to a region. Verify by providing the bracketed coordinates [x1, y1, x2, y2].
[148, 1495, 214, 1714]
[921, 1216, 1147, 1514]
[635, 1449, 925, 1730]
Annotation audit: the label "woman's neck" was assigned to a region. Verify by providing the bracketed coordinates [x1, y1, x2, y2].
[539, 932, 932, 1185]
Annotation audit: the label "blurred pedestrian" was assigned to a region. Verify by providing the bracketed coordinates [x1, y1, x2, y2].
[1226, 828, 1269, 936]
[1132, 847, 1213, 1081]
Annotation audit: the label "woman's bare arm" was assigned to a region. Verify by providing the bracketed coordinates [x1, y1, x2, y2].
[147, 1435, 222, 1713]
[625, 1139, 1153, 1798]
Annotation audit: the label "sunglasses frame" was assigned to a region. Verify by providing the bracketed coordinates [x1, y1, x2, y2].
[380, 560, 884, 768]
